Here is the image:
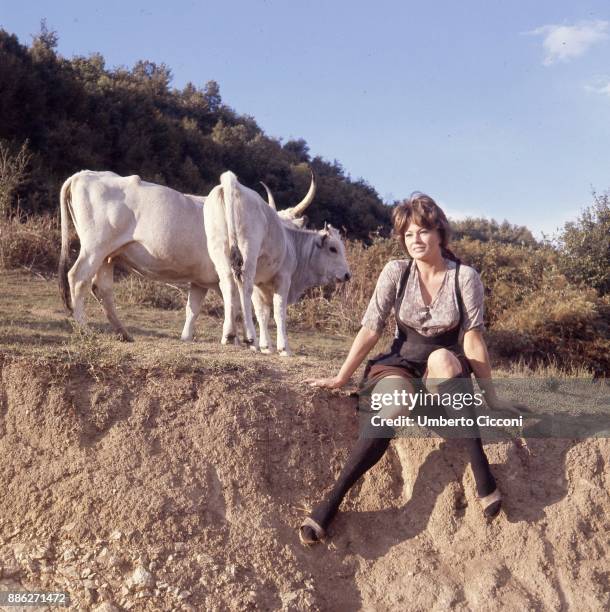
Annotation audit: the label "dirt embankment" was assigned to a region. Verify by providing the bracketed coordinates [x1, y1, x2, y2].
[0, 358, 608, 611]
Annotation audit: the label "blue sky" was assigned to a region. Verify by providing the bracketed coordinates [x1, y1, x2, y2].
[2, 1, 609, 237]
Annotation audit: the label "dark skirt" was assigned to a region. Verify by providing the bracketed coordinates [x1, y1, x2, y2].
[358, 348, 472, 397]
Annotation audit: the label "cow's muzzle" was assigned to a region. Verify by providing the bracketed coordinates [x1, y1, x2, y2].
[341, 272, 352, 282]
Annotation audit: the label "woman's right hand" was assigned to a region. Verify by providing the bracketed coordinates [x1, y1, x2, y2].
[302, 327, 380, 391]
[302, 375, 348, 389]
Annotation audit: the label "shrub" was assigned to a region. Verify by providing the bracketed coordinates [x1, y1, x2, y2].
[453, 238, 560, 325]
[114, 275, 186, 310]
[555, 193, 610, 296]
[0, 214, 63, 272]
[114, 274, 225, 316]
[450, 217, 538, 247]
[0, 139, 32, 217]
[490, 285, 609, 375]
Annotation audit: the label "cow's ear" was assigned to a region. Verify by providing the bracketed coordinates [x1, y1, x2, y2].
[316, 232, 328, 248]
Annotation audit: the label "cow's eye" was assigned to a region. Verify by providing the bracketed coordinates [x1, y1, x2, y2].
[329, 246, 337, 254]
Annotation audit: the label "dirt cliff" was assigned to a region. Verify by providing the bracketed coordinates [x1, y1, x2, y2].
[0, 358, 608, 611]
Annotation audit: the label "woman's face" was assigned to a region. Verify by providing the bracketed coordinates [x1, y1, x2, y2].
[403, 222, 442, 261]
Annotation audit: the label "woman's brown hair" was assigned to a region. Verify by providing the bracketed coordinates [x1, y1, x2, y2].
[392, 192, 460, 262]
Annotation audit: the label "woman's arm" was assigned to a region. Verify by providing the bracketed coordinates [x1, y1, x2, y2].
[304, 260, 402, 389]
[463, 329, 527, 413]
[304, 326, 380, 388]
[462, 329, 497, 403]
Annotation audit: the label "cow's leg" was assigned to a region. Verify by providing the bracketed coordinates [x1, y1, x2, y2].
[273, 276, 291, 357]
[217, 273, 240, 345]
[181, 284, 208, 342]
[67, 250, 105, 330]
[252, 286, 273, 353]
[237, 260, 259, 351]
[232, 288, 243, 342]
[91, 261, 133, 342]
[91, 262, 133, 342]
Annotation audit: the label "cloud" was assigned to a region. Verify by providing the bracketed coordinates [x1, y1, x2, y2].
[585, 78, 610, 98]
[527, 20, 609, 65]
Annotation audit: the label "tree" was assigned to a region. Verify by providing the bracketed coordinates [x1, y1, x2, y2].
[450, 217, 537, 246]
[131, 60, 172, 95]
[203, 80, 221, 113]
[30, 19, 58, 62]
[0, 27, 392, 236]
[556, 193, 610, 295]
[284, 138, 310, 163]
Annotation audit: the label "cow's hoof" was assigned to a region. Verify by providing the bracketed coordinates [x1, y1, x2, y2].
[180, 335, 195, 343]
[260, 346, 273, 354]
[221, 335, 240, 346]
[119, 332, 134, 343]
[279, 349, 292, 358]
[242, 338, 259, 351]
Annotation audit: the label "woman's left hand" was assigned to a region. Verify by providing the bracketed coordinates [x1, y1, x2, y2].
[302, 375, 348, 389]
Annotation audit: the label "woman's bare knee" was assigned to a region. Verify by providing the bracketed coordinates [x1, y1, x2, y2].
[426, 349, 461, 378]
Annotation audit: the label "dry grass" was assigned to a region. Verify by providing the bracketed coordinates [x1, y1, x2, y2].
[0, 269, 354, 387]
[0, 268, 598, 381]
[1, 216, 607, 376]
[0, 214, 64, 273]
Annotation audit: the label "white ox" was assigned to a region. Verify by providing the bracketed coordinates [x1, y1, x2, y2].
[204, 171, 351, 356]
[58, 170, 315, 341]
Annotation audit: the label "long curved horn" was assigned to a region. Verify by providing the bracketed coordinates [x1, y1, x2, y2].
[260, 181, 276, 210]
[291, 168, 316, 217]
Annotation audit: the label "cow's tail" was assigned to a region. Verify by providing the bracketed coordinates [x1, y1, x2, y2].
[220, 171, 244, 282]
[58, 176, 74, 312]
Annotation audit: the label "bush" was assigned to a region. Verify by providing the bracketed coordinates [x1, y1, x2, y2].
[0, 214, 63, 272]
[450, 217, 538, 247]
[491, 284, 609, 376]
[0, 139, 31, 217]
[453, 238, 560, 326]
[114, 275, 186, 310]
[114, 274, 225, 316]
[555, 193, 610, 296]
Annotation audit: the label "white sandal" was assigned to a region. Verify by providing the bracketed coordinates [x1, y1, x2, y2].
[299, 517, 326, 545]
[479, 488, 502, 519]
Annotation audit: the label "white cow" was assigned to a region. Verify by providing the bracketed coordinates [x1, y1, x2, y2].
[204, 171, 351, 356]
[58, 170, 315, 341]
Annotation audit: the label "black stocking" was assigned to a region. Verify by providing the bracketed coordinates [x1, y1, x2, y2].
[309, 435, 391, 531]
[435, 375, 496, 497]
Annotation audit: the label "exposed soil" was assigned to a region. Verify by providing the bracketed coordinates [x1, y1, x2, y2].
[0, 357, 608, 611]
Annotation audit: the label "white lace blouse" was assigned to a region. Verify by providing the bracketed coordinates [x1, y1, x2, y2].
[360, 259, 485, 337]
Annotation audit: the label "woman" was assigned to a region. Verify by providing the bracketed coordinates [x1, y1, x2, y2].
[300, 193, 522, 545]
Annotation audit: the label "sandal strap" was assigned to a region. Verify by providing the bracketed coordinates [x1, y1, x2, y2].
[301, 517, 325, 540]
[479, 488, 502, 509]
